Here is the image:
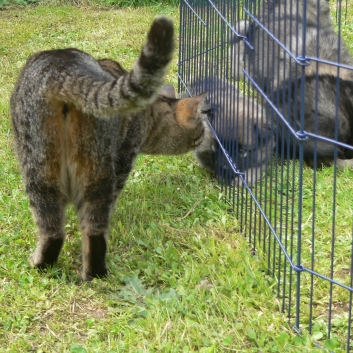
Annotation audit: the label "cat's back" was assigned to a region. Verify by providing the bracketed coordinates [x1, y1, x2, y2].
[11, 49, 115, 135]
[12, 48, 114, 100]
[18, 48, 113, 80]
[10, 48, 120, 197]
[11, 48, 114, 137]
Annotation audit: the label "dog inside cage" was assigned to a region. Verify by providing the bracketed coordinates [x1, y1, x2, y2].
[230, 0, 353, 169]
[180, 0, 353, 186]
[192, 76, 275, 185]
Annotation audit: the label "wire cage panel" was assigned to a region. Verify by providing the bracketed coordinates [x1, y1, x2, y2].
[178, 0, 353, 350]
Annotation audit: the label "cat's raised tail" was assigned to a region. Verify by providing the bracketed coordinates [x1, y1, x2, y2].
[12, 16, 174, 118]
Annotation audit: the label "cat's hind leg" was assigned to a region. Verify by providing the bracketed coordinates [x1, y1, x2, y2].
[75, 180, 116, 281]
[28, 181, 67, 269]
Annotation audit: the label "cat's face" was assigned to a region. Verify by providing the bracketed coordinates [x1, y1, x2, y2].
[160, 84, 207, 136]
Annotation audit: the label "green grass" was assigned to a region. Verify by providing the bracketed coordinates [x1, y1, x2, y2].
[0, 3, 351, 353]
[0, 0, 179, 8]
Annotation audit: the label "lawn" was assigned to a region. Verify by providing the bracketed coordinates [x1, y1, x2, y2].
[0, 2, 349, 353]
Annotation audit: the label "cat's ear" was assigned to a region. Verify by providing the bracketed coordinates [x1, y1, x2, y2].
[191, 91, 208, 106]
[159, 84, 176, 98]
[175, 91, 208, 127]
[193, 91, 208, 112]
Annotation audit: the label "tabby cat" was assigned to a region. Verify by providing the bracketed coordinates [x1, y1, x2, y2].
[11, 17, 207, 281]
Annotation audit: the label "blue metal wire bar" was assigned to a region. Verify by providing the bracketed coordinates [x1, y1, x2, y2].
[299, 266, 353, 293]
[182, 0, 208, 26]
[244, 8, 310, 66]
[242, 70, 299, 138]
[177, 43, 224, 65]
[207, 0, 254, 49]
[306, 56, 353, 71]
[304, 132, 353, 152]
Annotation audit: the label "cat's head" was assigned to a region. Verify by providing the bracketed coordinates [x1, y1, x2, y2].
[160, 83, 208, 133]
[140, 84, 208, 155]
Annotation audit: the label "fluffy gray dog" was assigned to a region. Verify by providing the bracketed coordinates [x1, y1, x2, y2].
[191, 76, 274, 185]
[230, 0, 353, 167]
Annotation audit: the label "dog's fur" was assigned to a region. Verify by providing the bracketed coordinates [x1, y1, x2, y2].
[230, 0, 351, 90]
[230, 0, 353, 167]
[192, 77, 274, 185]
